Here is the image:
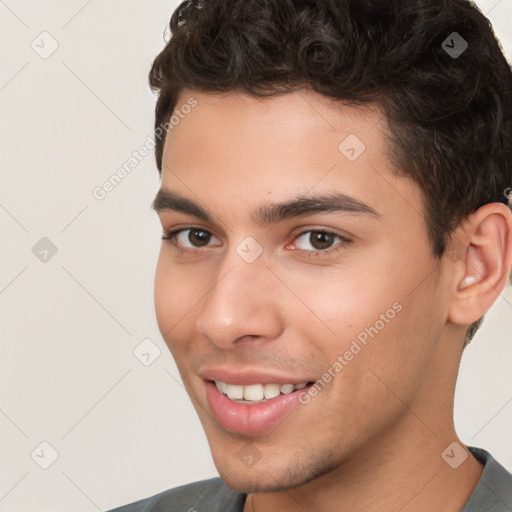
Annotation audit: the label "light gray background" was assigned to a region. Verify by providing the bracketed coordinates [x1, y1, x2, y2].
[0, 1, 511, 511]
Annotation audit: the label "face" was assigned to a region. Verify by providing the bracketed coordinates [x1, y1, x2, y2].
[154, 89, 454, 492]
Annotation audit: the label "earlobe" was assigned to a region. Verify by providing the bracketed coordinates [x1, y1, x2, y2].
[448, 203, 512, 326]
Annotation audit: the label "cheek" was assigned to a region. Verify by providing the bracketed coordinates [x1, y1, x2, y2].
[154, 253, 175, 333]
[154, 252, 200, 350]
[317, 258, 444, 409]
[282, 261, 403, 344]
[282, 249, 435, 378]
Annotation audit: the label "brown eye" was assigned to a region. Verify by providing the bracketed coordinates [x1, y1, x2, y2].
[309, 231, 335, 250]
[294, 230, 341, 252]
[162, 228, 220, 250]
[188, 229, 211, 247]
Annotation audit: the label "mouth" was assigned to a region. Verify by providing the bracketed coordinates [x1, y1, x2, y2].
[203, 377, 315, 435]
[213, 380, 309, 404]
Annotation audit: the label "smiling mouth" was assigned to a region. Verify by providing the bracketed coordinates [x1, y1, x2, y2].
[213, 380, 312, 404]
[205, 378, 316, 434]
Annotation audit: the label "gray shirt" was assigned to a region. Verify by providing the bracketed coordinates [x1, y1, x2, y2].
[107, 447, 512, 511]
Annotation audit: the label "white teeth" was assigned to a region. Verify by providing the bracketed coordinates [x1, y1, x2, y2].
[214, 380, 309, 402]
[226, 384, 244, 400]
[263, 383, 281, 399]
[215, 380, 227, 394]
[244, 384, 264, 401]
[280, 384, 294, 394]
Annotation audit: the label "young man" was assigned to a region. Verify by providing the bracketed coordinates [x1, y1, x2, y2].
[110, 0, 512, 510]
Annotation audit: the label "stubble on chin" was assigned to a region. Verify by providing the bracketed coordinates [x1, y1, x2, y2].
[217, 445, 341, 494]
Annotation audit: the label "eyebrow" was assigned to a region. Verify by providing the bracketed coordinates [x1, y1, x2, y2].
[152, 188, 380, 224]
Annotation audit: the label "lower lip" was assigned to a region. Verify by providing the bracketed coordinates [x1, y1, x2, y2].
[205, 381, 310, 435]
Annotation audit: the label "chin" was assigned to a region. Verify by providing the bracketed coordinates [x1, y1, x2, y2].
[218, 468, 304, 494]
[212, 446, 340, 494]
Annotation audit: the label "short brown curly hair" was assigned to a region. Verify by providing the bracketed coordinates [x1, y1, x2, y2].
[149, 0, 512, 345]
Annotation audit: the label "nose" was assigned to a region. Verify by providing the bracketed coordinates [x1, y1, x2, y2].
[195, 252, 283, 349]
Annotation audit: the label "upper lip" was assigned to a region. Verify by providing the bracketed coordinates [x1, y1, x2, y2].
[199, 367, 313, 386]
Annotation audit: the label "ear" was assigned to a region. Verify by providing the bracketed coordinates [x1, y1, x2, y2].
[447, 203, 512, 327]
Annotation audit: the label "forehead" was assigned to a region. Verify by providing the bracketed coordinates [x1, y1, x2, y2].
[165, 89, 385, 157]
[160, 89, 423, 225]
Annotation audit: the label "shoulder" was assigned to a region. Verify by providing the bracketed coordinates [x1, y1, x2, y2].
[463, 447, 512, 512]
[107, 477, 246, 512]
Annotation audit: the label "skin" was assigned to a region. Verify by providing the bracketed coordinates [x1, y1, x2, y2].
[153, 88, 512, 512]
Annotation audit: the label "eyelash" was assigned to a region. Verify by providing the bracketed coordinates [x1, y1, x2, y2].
[161, 227, 351, 257]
